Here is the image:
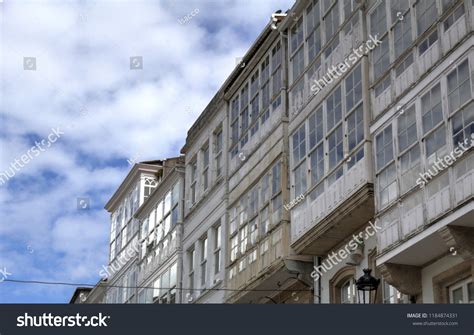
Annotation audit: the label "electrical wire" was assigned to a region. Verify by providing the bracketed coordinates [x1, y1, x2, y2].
[3, 279, 312, 293]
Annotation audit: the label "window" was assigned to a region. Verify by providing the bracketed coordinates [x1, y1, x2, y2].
[343, 0, 356, 21]
[447, 60, 471, 114]
[310, 144, 324, 185]
[262, 82, 270, 112]
[324, 1, 339, 43]
[345, 65, 362, 112]
[444, 5, 465, 31]
[383, 281, 404, 303]
[271, 41, 281, 71]
[391, 0, 409, 22]
[169, 263, 177, 303]
[292, 124, 306, 163]
[442, 0, 457, 12]
[376, 125, 393, 170]
[261, 173, 270, 204]
[327, 86, 342, 131]
[260, 206, 270, 235]
[261, 56, 270, 83]
[214, 128, 223, 177]
[395, 53, 413, 77]
[272, 68, 282, 97]
[250, 71, 259, 97]
[347, 104, 364, 151]
[188, 248, 195, 293]
[341, 278, 356, 304]
[425, 125, 446, 158]
[400, 145, 421, 193]
[231, 97, 239, 121]
[292, 48, 305, 82]
[272, 163, 281, 196]
[309, 107, 324, 150]
[159, 269, 171, 303]
[239, 225, 248, 254]
[449, 278, 474, 303]
[328, 125, 343, 169]
[230, 235, 238, 262]
[307, 0, 321, 31]
[348, 146, 364, 170]
[421, 84, 443, 134]
[250, 95, 260, 136]
[190, 159, 197, 204]
[373, 36, 389, 80]
[272, 194, 283, 223]
[370, 2, 387, 36]
[249, 219, 258, 245]
[143, 178, 157, 201]
[328, 165, 343, 185]
[294, 163, 307, 196]
[418, 30, 438, 55]
[200, 237, 207, 286]
[307, 0, 321, 61]
[398, 105, 417, 151]
[416, 0, 437, 35]
[375, 76, 391, 97]
[378, 163, 397, 207]
[249, 187, 259, 217]
[393, 12, 412, 59]
[214, 225, 221, 275]
[452, 105, 474, 147]
[202, 144, 209, 191]
[240, 107, 249, 147]
[291, 18, 304, 54]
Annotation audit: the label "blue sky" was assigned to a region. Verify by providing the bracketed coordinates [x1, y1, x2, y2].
[0, 0, 294, 303]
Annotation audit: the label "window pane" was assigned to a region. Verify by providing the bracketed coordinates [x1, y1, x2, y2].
[310, 144, 324, 185]
[327, 86, 342, 130]
[348, 104, 364, 151]
[328, 125, 343, 169]
[417, 0, 437, 35]
[398, 105, 417, 151]
[309, 107, 324, 149]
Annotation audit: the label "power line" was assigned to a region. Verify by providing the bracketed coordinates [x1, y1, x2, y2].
[3, 279, 312, 293]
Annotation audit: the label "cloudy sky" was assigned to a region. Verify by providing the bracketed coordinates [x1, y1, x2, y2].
[0, 0, 294, 303]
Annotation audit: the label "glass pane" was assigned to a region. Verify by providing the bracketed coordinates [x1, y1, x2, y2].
[452, 287, 463, 303]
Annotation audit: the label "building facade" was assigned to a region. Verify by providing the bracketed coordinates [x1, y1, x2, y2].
[76, 0, 473, 304]
[181, 91, 228, 303]
[103, 162, 162, 303]
[134, 157, 185, 304]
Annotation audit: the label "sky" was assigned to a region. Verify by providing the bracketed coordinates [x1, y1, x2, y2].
[0, 0, 294, 303]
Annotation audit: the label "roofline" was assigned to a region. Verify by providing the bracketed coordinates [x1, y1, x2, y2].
[68, 287, 92, 304]
[181, 8, 289, 153]
[134, 163, 185, 219]
[104, 162, 162, 212]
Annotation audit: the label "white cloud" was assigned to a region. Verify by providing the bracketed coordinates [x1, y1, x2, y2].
[0, 0, 294, 302]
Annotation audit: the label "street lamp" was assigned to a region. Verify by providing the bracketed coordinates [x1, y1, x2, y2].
[355, 268, 380, 304]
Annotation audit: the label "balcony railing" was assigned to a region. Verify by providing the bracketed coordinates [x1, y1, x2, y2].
[378, 151, 474, 251]
[291, 155, 371, 243]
